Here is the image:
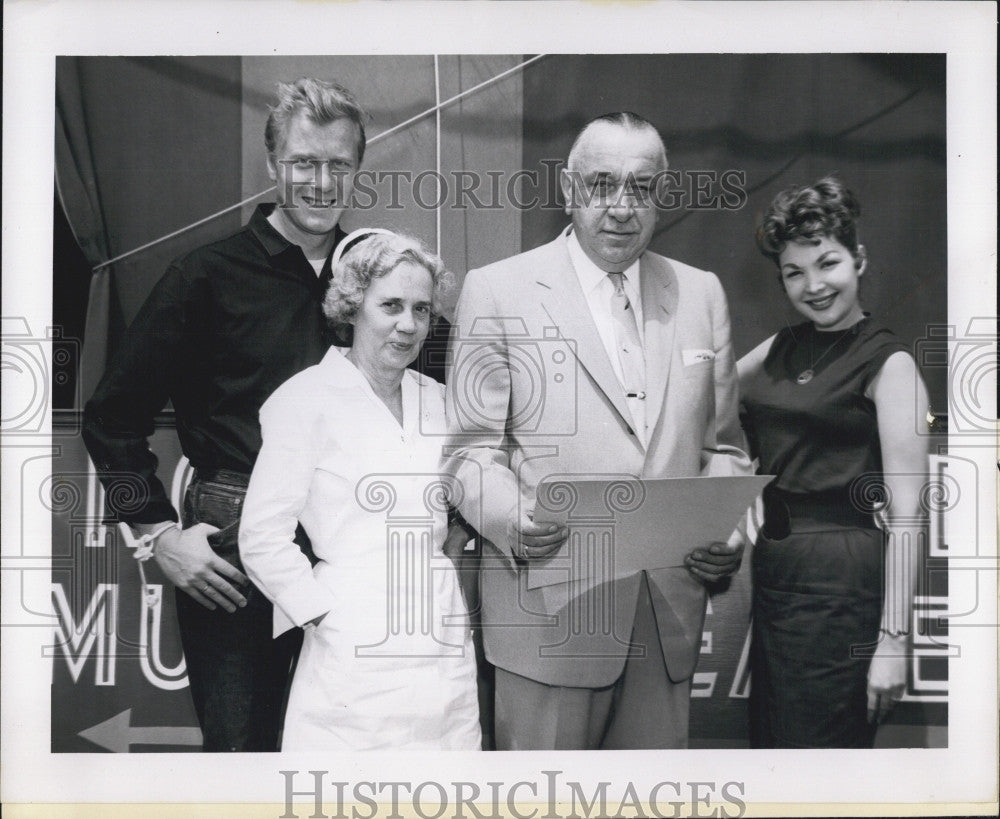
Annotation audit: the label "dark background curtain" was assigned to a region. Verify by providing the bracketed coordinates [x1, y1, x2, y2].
[54, 56, 244, 406]
[521, 54, 947, 408]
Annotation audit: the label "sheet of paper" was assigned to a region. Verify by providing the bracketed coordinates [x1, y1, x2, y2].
[526, 475, 773, 590]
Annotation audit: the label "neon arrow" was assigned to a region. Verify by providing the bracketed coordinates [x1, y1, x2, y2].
[79, 708, 202, 752]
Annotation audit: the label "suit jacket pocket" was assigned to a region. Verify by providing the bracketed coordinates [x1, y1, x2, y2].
[682, 359, 714, 380]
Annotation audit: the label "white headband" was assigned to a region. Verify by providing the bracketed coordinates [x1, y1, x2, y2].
[330, 227, 395, 268]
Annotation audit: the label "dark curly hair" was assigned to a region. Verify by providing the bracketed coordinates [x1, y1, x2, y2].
[756, 176, 863, 267]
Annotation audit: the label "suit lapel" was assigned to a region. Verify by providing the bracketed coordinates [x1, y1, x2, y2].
[535, 240, 634, 429]
[639, 253, 677, 437]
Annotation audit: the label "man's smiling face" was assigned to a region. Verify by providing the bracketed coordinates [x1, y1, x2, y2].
[266, 112, 360, 244]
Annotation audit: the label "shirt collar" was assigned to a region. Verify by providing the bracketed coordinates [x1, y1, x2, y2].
[249, 204, 292, 257]
[249, 203, 345, 264]
[565, 228, 641, 295]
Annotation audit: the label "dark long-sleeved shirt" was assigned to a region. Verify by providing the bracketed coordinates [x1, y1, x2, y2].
[83, 205, 344, 524]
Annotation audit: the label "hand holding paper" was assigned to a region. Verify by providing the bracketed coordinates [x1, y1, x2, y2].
[507, 513, 569, 561]
[685, 525, 746, 584]
[527, 474, 772, 590]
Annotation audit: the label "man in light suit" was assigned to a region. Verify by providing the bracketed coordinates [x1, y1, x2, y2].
[443, 113, 753, 750]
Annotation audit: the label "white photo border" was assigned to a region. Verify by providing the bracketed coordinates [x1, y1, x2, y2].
[2, 1, 996, 816]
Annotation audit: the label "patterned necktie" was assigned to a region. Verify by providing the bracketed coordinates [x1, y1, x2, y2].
[608, 271, 646, 437]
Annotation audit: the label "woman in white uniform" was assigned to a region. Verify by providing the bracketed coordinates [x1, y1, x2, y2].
[239, 231, 481, 751]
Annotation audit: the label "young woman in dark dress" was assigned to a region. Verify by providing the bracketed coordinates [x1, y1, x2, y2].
[738, 177, 929, 748]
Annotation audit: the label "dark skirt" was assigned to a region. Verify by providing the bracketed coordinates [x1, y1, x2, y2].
[749, 517, 884, 748]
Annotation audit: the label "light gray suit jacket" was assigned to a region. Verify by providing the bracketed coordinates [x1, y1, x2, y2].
[443, 234, 752, 688]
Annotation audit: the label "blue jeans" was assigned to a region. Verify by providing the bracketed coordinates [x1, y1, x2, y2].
[176, 470, 301, 751]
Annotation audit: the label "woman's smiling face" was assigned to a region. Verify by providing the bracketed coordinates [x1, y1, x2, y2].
[779, 235, 866, 330]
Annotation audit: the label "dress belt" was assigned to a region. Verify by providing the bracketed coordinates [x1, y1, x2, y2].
[762, 486, 878, 539]
[194, 467, 251, 488]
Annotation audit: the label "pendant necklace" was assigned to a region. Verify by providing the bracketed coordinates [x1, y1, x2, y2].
[796, 327, 853, 385]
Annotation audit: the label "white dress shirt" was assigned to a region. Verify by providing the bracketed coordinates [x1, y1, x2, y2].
[565, 229, 647, 440]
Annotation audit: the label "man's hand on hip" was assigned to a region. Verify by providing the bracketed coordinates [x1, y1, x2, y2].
[151, 523, 249, 611]
[685, 527, 745, 584]
[508, 514, 569, 561]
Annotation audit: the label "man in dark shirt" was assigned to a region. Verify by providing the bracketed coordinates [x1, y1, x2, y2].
[83, 78, 368, 751]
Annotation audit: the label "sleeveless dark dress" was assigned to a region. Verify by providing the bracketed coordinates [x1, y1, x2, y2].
[739, 316, 908, 748]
